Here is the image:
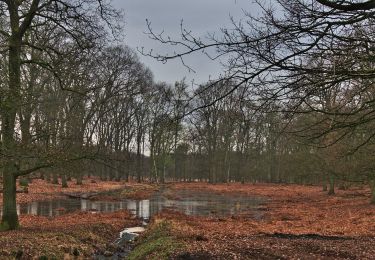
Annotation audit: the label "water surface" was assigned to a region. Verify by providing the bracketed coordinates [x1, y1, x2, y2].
[4, 189, 265, 219]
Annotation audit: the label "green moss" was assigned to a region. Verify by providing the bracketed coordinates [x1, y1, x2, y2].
[0, 220, 20, 231]
[0, 222, 10, 231]
[128, 221, 184, 260]
[128, 236, 177, 260]
[19, 178, 29, 187]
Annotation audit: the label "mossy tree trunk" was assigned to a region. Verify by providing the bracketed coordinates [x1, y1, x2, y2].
[1, 1, 23, 230]
[1, 0, 45, 230]
[1, 1, 22, 232]
[1, 171, 19, 230]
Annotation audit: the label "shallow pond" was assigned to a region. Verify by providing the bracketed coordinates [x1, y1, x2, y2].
[5, 189, 265, 220]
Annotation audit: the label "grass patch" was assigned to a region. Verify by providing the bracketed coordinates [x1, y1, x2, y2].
[128, 220, 184, 260]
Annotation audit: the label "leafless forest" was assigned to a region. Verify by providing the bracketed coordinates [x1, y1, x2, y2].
[0, 1, 375, 259]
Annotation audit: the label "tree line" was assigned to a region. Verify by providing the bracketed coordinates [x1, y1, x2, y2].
[142, 0, 375, 201]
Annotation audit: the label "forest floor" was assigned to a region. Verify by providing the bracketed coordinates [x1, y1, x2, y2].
[0, 210, 140, 259]
[0, 180, 374, 259]
[0, 177, 159, 205]
[130, 183, 375, 259]
[0, 178, 158, 259]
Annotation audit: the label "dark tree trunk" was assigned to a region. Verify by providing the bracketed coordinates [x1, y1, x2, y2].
[76, 172, 83, 185]
[136, 141, 142, 183]
[61, 174, 68, 188]
[1, 171, 18, 230]
[52, 173, 59, 184]
[328, 173, 335, 195]
[1, 15, 22, 229]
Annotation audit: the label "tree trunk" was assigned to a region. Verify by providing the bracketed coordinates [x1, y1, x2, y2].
[45, 172, 51, 182]
[1, 171, 19, 230]
[161, 160, 166, 184]
[328, 173, 335, 195]
[52, 173, 59, 184]
[322, 173, 327, 191]
[1, 20, 22, 230]
[125, 155, 130, 182]
[136, 137, 142, 183]
[115, 170, 121, 182]
[76, 172, 83, 185]
[370, 180, 375, 204]
[61, 174, 68, 188]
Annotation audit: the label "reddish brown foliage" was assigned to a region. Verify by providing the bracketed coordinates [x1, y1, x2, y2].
[170, 183, 375, 236]
[1, 181, 374, 259]
[153, 183, 375, 259]
[0, 178, 146, 258]
[0, 178, 126, 205]
[0, 211, 140, 259]
[19, 209, 137, 230]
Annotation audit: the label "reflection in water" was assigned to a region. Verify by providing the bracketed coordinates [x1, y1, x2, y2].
[1, 190, 265, 220]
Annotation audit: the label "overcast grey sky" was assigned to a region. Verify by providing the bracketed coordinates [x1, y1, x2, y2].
[112, 0, 257, 85]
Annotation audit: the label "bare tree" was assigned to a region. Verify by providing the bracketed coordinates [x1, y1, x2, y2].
[0, 0, 121, 230]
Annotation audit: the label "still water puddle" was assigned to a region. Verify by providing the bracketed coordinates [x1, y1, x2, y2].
[8, 190, 265, 219]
